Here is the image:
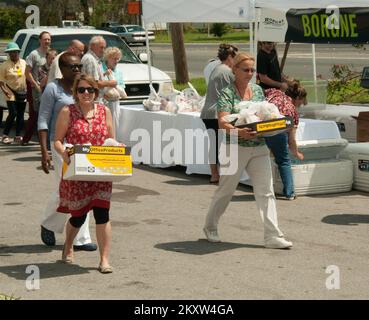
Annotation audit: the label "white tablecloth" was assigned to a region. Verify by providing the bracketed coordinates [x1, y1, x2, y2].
[116, 105, 213, 175]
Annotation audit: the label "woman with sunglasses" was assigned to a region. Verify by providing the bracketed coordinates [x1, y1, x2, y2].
[38, 52, 97, 253]
[203, 52, 293, 249]
[54, 74, 115, 273]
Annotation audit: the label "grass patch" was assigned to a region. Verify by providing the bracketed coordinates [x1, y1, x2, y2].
[173, 78, 207, 96]
[154, 30, 250, 44]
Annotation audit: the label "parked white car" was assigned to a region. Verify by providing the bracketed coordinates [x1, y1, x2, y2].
[0, 27, 172, 108]
[111, 25, 155, 46]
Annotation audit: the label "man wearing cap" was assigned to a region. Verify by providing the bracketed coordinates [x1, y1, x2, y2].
[0, 42, 27, 144]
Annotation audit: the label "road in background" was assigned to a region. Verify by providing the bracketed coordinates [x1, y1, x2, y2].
[146, 43, 369, 80]
[2, 41, 368, 80]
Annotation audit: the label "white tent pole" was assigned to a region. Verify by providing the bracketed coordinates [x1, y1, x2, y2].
[142, 19, 153, 88]
[312, 43, 318, 102]
[249, 21, 255, 83]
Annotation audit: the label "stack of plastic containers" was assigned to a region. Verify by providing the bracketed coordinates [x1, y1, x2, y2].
[340, 142, 369, 192]
[272, 118, 353, 196]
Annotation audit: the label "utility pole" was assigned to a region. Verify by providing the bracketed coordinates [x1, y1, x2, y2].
[170, 23, 189, 84]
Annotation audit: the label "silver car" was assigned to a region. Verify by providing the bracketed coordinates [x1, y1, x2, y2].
[111, 25, 155, 46]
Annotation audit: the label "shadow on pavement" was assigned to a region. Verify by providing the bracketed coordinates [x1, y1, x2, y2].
[13, 156, 40, 162]
[231, 194, 255, 202]
[0, 244, 59, 256]
[0, 262, 94, 280]
[155, 240, 264, 255]
[321, 214, 369, 226]
[112, 184, 160, 203]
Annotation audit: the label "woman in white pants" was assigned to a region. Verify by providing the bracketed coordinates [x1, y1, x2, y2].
[203, 52, 293, 249]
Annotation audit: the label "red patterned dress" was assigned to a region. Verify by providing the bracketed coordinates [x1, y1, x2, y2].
[57, 103, 112, 217]
[264, 88, 299, 126]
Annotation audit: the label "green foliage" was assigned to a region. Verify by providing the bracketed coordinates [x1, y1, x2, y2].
[210, 23, 232, 38]
[326, 64, 369, 104]
[0, 7, 26, 39]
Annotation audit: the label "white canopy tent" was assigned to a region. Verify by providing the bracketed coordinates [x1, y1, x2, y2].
[141, 0, 369, 93]
[141, 0, 256, 86]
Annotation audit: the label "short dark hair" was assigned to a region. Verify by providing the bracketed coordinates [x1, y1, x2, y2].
[39, 31, 51, 40]
[59, 52, 79, 68]
[217, 43, 238, 61]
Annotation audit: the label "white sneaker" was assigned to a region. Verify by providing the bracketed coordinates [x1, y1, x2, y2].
[265, 236, 293, 249]
[203, 227, 221, 243]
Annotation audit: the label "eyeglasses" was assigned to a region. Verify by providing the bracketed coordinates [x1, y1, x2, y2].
[77, 86, 95, 94]
[238, 67, 256, 73]
[69, 64, 83, 71]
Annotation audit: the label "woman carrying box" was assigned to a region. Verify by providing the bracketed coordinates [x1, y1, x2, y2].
[54, 74, 115, 273]
[203, 52, 293, 249]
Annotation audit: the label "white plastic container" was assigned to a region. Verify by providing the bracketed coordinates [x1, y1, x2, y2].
[272, 159, 353, 196]
[293, 118, 348, 160]
[340, 142, 369, 192]
[300, 103, 369, 142]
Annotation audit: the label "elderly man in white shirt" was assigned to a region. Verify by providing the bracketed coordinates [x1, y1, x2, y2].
[81, 36, 117, 98]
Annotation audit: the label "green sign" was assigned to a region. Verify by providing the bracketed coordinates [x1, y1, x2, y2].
[285, 8, 369, 43]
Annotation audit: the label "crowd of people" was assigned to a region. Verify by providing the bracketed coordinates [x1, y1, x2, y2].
[0, 33, 308, 273]
[0, 32, 128, 273]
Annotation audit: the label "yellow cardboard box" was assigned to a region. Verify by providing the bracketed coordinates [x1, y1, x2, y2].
[235, 116, 294, 137]
[62, 145, 132, 182]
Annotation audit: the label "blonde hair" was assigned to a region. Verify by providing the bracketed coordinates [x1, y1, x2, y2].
[233, 52, 255, 68]
[72, 74, 99, 103]
[104, 47, 122, 61]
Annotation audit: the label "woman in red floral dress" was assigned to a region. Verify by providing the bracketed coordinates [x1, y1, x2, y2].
[54, 74, 114, 273]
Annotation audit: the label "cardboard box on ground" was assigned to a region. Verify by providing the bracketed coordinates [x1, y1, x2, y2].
[62, 145, 132, 182]
[353, 112, 369, 142]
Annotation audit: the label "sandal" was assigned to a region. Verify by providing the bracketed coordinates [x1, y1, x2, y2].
[2, 136, 11, 144]
[14, 136, 23, 144]
[98, 264, 113, 274]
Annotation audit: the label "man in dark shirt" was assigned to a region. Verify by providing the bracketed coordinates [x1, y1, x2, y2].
[257, 41, 289, 91]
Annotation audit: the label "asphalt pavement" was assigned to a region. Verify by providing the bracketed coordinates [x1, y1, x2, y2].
[0, 121, 369, 300]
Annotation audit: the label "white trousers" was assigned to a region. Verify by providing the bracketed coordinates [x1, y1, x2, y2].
[40, 144, 91, 245]
[204, 144, 284, 241]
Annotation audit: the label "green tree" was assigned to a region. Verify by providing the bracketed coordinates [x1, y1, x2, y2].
[210, 23, 232, 38]
[0, 7, 26, 38]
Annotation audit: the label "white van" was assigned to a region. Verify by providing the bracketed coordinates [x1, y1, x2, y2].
[0, 27, 173, 108]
